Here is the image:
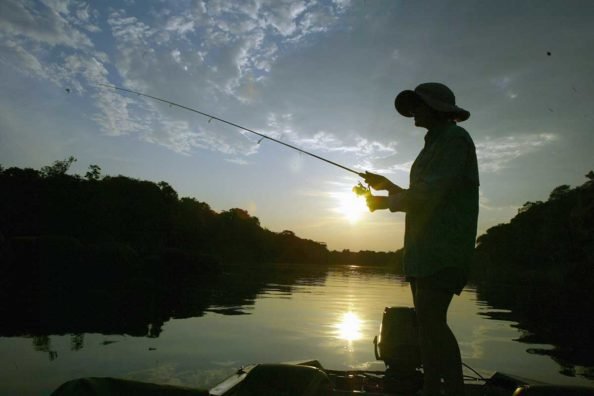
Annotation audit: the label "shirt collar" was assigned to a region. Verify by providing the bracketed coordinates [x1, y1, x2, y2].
[424, 122, 455, 146]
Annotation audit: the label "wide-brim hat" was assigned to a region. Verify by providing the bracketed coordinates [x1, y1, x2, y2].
[394, 82, 470, 122]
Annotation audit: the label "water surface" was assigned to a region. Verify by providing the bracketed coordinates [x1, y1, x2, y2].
[1, 264, 592, 394]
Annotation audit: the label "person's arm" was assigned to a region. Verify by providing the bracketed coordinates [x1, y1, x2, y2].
[388, 136, 472, 213]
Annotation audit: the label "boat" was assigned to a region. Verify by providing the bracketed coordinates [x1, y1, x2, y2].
[51, 308, 594, 395]
[208, 359, 594, 396]
[50, 359, 594, 396]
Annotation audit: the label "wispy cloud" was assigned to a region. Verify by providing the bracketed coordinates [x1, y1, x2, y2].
[0, 0, 355, 158]
[354, 159, 413, 175]
[490, 75, 519, 100]
[101, 1, 353, 155]
[0, 1, 561, 173]
[0, 0, 106, 87]
[0, 0, 93, 48]
[225, 157, 250, 166]
[92, 89, 145, 137]
[0, 38, 47, 78]
[264, 112, 397, 163]
[146, 0, 352, 101]
[341, 131, 558, 176]
[476, 133, 558, 172]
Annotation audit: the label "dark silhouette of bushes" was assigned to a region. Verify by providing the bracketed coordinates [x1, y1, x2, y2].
[0, 159, 335, 267]
[473, 171, 594, 370]
[328, 248, 403, 271]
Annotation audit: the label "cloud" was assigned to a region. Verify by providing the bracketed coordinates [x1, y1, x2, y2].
[170, 49, 181, 64]
[225, 157, 250, 165]
[0, 1, 109, 94]
[490, 75, 519, 100]
[164, 15, 196, 36]
[90, 2, 354, 154]
[351, 158, 412, 175]
[153, 0, 352, 100]
[7, 0, 563, 173]
[92, 87, 262, 156]
[0, 0, 93, 48]
[0, 41, 108, 90]
[476, 133, 558, 172]
[108, 11, 153, 45]
[0, 39, 47, 79]
[0, 0, 357, 158]
[92, 89, 147, 137]
[264, 112, 397, 162]
[107, 10, 155, 81]
[262, 1, 307, 36]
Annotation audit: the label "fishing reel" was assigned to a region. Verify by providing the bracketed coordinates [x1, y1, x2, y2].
[353, 182, 382, 212]
[352, 182, 371, 198]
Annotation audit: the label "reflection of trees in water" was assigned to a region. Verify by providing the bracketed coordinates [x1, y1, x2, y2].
[33, 335, 58, 361]
[71, 334, 84, 351]
[476, 274, 594, 379]
[526, 348, 594, 380]
[0, 262, 329, 358]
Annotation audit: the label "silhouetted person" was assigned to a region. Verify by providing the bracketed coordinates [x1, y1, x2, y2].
[362, 82, 479, 396]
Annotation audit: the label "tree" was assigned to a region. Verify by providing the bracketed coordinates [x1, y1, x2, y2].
[85, 164, 102, 181]
[41, 156, 77, 177]
[158, 181, 178, 202]
[549, 184, 571, 201]
[518, 200, 544, 214]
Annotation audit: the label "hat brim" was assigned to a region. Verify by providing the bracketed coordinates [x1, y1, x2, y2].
[394, 90, 419, 118]
[394, 90, 471, 122]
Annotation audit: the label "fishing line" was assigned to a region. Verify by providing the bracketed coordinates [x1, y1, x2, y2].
[97, 83, 363, 176]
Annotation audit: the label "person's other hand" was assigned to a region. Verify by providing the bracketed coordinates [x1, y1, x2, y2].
[366, 195, 389, 212]
[360, 172, 402, 193]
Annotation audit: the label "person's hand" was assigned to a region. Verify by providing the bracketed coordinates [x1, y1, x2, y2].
[359, 172, 403, 193]
[366, 195, 389, 212]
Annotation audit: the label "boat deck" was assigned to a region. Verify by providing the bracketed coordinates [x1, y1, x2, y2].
[326, 370, 510, 396]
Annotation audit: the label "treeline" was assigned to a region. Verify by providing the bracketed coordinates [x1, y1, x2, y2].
[473, 171, 594, 369]
[328, 249, 403, 270]
[0, 158, 329, 267]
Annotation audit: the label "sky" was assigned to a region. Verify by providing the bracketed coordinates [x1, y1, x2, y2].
[1, 0, 593, 252]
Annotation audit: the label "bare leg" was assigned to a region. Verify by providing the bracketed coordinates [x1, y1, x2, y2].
[412, 282, 464, 396]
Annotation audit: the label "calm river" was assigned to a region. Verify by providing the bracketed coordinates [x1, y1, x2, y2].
[1, 264, 593, 394]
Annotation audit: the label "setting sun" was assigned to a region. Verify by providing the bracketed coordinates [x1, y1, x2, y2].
[335, 192, 369, 224]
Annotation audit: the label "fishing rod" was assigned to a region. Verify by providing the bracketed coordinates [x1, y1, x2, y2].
[97, 83, 364, 177]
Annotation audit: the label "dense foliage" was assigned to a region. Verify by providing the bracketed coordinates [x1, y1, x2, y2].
[473, 171, 594, 370]
[474, 171, 594, 282]
[328, 248, 402, 269]
[0, 158, 329, 265]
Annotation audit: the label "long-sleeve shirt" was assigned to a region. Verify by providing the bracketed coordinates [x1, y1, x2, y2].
[389, 122, 479, 277]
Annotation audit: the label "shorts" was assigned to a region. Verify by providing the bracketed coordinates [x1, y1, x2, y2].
[406, 267, 467, 295]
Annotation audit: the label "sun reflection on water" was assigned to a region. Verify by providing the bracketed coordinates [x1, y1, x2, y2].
[336, 311, 362, 341]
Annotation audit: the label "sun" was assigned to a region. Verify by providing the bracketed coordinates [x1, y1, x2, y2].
[335, 192, 368, 224]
